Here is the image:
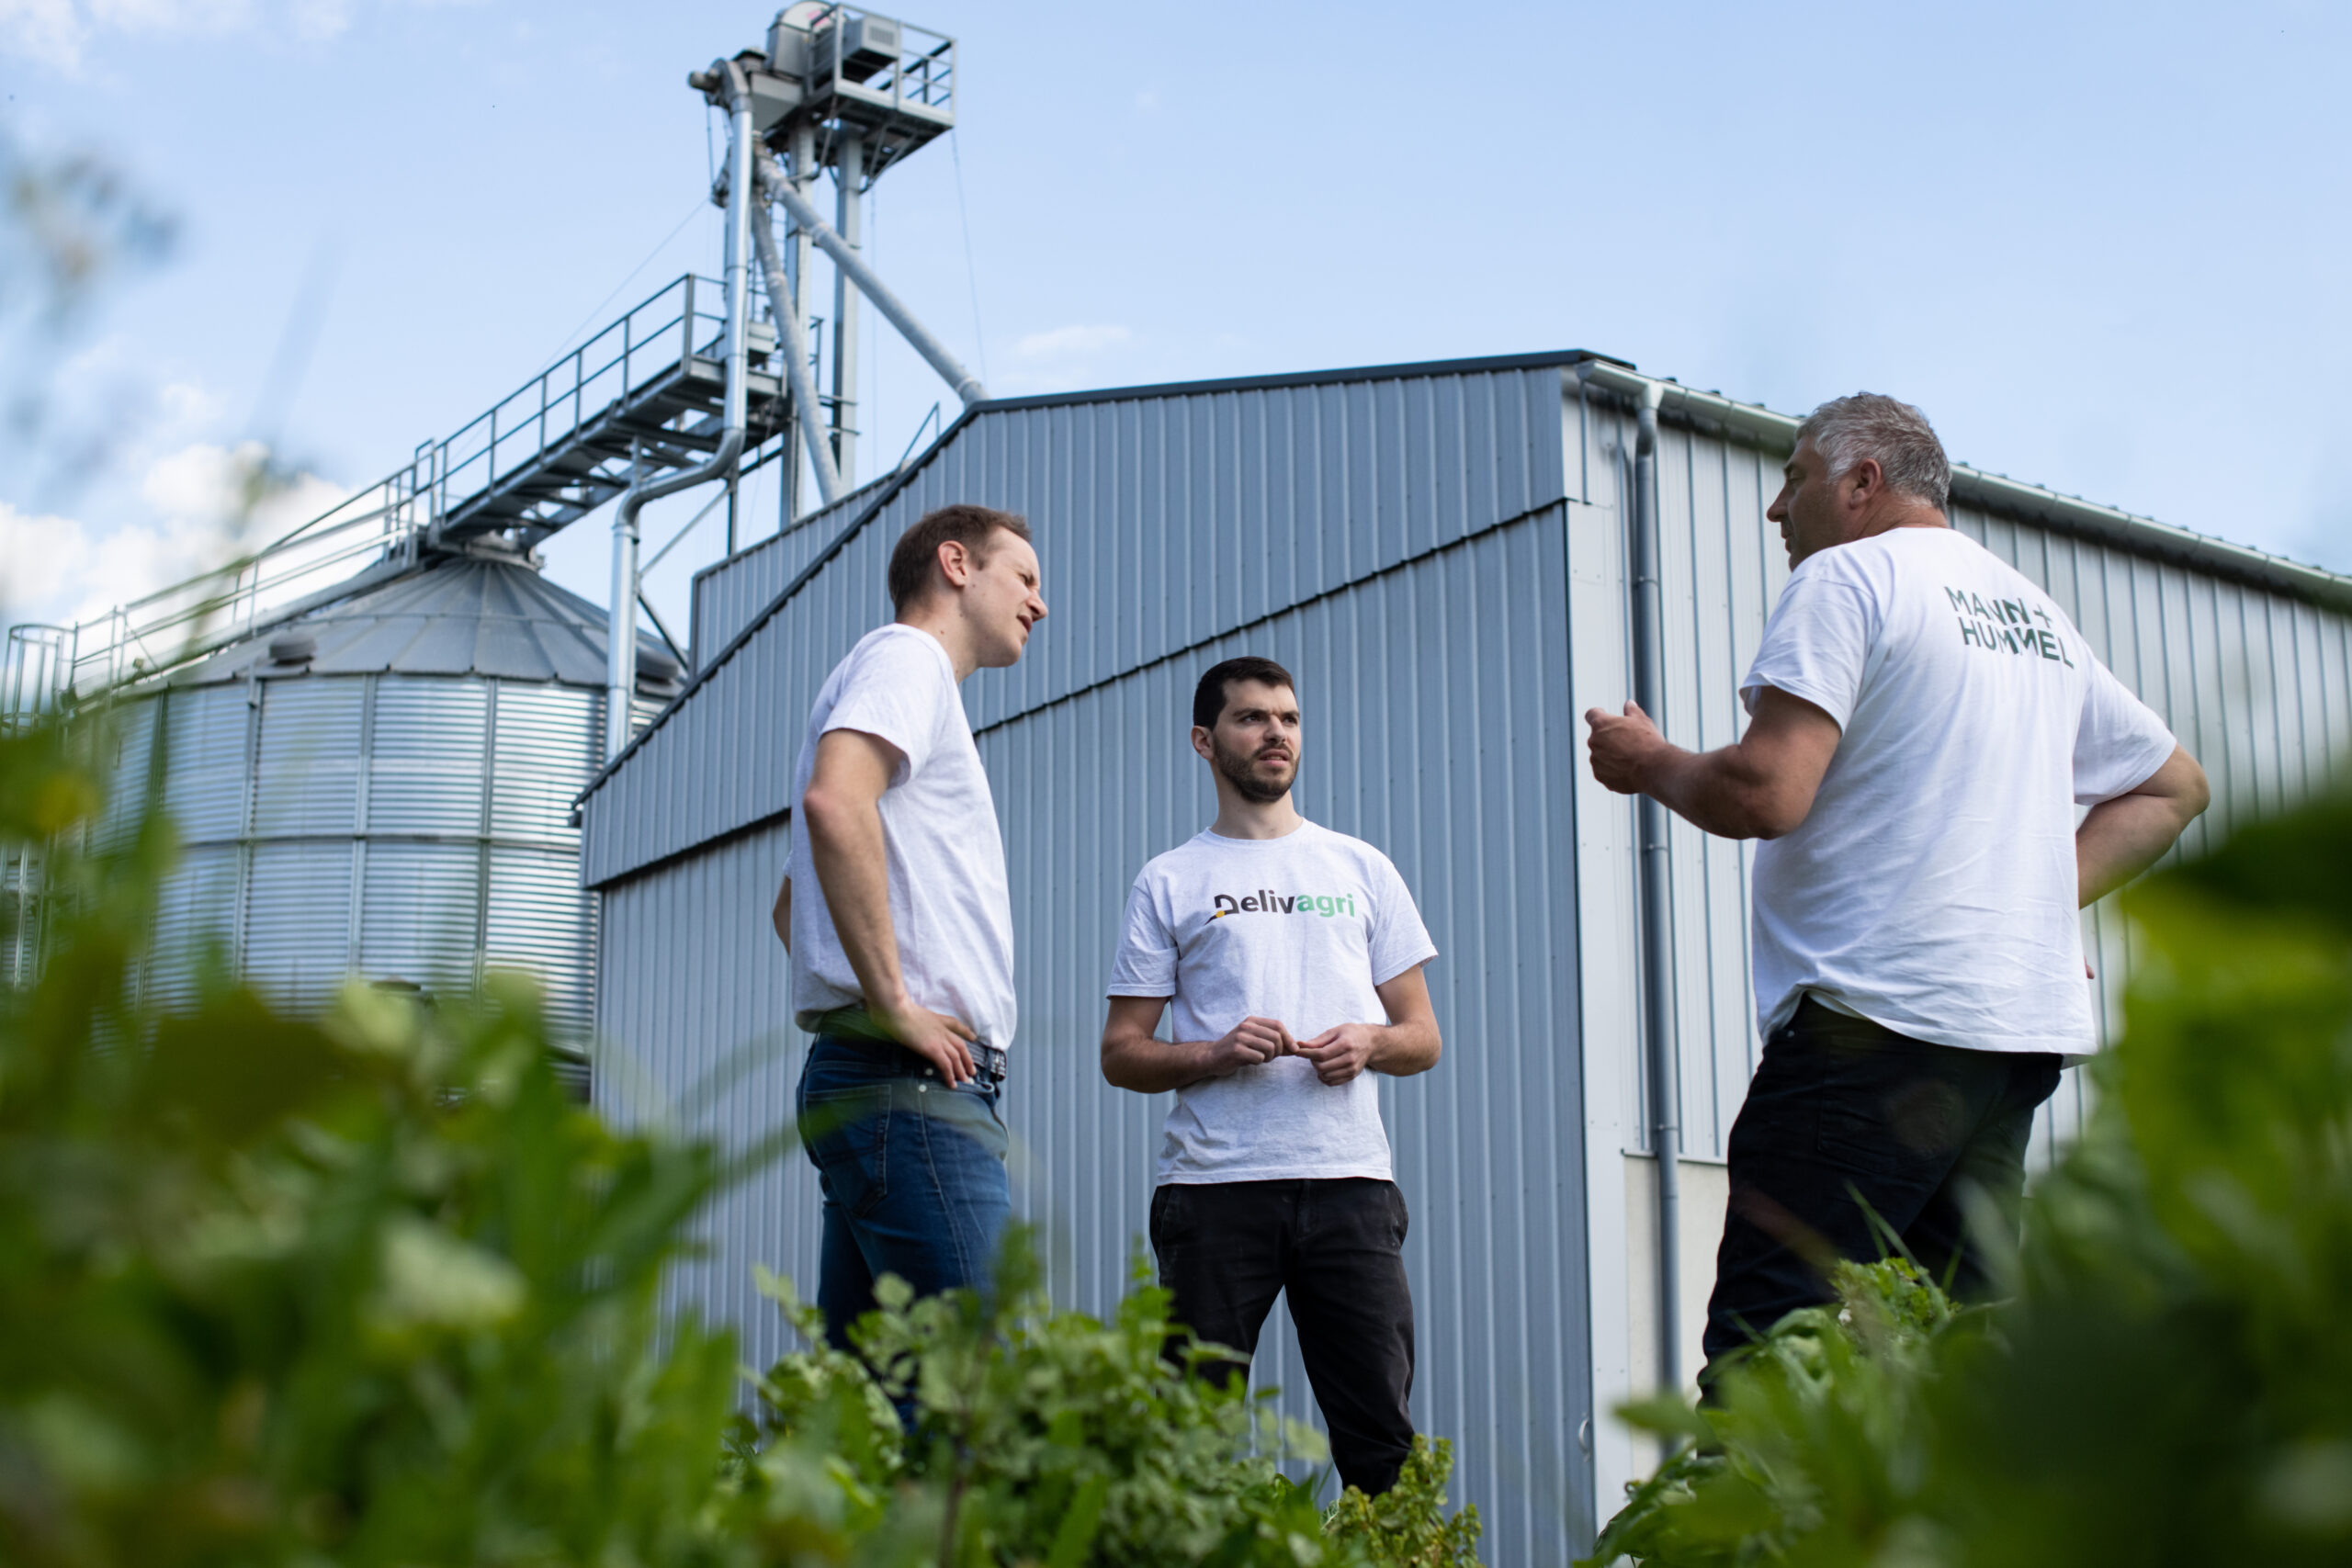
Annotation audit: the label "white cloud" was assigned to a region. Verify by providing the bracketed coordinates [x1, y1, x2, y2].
[157, 379, 225, 428]
[0, 501, 91, 615]
[0, 498, 219, 630]
[87, 0, 254, 28]
[2, 439, 348, 634]
[1013, 323, 1132, 361]
[0, 0, 85, 68]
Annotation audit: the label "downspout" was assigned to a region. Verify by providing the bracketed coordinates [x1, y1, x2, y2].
[762, 173, 989, 409]
[752, 151, 843, 506]
[1629, 380, 1683, 1400]
[606, 62, 754, 761]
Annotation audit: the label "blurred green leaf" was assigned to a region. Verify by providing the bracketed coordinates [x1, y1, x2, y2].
[1591, 786, 2352, 1568]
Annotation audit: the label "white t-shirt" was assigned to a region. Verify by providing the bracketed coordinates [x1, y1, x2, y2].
[1106, 820, 1438, 1184]
[786, 625, 1017, 1050]
[1741, 525, 2177, 1055]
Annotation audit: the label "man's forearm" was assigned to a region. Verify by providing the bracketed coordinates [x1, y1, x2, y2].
[2077, 795, 2198, 906]
[2076, 747, 2211, 907]
[805, 803, 910, 1011]
[1102, 1034, 1232, 1093]
[1638, 744, 1787, 840]
[1367, 1019, 1442, 1077]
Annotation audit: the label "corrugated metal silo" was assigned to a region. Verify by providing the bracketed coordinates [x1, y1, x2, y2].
[96, 551, 677, 1038]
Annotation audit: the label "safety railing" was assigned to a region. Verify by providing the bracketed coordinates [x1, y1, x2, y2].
[4, 276, 729, 707]
[419, 274, 729, 526]
[809, 6, 956, 123]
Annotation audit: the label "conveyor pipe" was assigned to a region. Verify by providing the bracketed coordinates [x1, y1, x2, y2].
[750, 154, 844, 505]
[760, 159, 988, 409]
[607, 62, 753, 760]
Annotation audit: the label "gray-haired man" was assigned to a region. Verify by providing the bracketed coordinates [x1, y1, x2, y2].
[1586, 393, 2210, 1387]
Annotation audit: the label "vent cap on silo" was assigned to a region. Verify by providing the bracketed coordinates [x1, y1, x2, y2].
[268, 632, 318, 666]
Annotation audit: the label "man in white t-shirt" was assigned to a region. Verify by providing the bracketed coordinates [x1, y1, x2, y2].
[1101, 656, 1442, 1496]
[1586, 393, 2209, 1386]
[772, 503, 1046, 1349]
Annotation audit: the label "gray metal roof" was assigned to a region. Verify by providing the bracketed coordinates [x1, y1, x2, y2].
[171, 555, 677, 690]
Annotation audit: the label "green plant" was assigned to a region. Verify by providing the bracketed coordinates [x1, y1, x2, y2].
[756, 1242, 1351, 1568]
[1584, 789, 2352, 1567]
[0, 719, 929, 1568]
[1323, 1438, 1482, 1568]
[2, 707, 1487, 1568]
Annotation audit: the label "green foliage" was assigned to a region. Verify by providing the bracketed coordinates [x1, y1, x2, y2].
[1, 727, 763, 1565]
[1586, 789, 2352, 1567]
[0, 714, 1485, 1566]
[1322, 1438, 1482, 1568]
[754, 1246, 1483, 1568]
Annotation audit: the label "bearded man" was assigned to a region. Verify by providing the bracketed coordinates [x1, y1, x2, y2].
[1099, 655, 1443, 1497]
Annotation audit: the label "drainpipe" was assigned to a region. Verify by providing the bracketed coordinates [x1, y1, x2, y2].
[1629, 379, 1683, 1400]
[607, 61, 754, 761]
[763, 169, 989, 410]
[752, 151, 842, 506]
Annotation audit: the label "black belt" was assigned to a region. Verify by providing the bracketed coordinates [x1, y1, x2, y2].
[807, 1005, 1007, 1085]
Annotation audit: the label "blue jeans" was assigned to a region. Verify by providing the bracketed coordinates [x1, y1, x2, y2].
[795, 1036, 1011, 1351]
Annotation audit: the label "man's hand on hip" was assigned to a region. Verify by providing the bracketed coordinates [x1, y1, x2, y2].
[1297, 1022, 1379, 1086]
[876, 997, 979, 1086]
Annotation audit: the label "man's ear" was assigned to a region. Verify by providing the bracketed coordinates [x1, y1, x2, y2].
[1189, 725, 1215, 763]
[935, 538, 975, 590]
[1844, 457, 1884, 506]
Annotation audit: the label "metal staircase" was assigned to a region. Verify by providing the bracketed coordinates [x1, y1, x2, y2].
[424, 274, 787, 550]
[6, 272, 790, 705]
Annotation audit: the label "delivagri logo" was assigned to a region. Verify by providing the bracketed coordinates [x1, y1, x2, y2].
[1209, 889, 1358, 920]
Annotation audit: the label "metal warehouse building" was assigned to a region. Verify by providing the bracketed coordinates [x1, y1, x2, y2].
[577, 352, 2352, 1562]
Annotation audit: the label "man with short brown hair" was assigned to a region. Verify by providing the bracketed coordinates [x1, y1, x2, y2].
[1101, 656, 1442, 1495]
[774, 502, 1046, 1348]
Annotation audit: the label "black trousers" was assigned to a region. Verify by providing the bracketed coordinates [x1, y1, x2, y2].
[1149, 1177, 1416, 1495]
[1701, 996, 2062, 1384]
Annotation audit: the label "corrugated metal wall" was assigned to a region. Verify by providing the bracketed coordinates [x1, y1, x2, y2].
[689, 475, 899, 659]
[601, 506, 1600, 1558]
[590, 359, 1606, 1563]
[589, 358, 2352, 1561]
[586, 360, 1577, 886]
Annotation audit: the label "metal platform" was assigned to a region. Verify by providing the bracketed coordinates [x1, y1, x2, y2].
[751, 5, 956, 182]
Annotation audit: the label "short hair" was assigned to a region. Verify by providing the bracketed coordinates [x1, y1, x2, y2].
[887, 503, 1032, 615]
[1795, 393, 1951, 513]
[1193, 656, 1295, 730]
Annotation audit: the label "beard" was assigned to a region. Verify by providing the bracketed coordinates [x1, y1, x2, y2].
[1213, 736, 1297, 804]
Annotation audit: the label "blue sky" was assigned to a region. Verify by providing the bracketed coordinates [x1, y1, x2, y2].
[5, 0, 2348, 640]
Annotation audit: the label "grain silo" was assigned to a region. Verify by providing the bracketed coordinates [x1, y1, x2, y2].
[78, 549, 680, 1039]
